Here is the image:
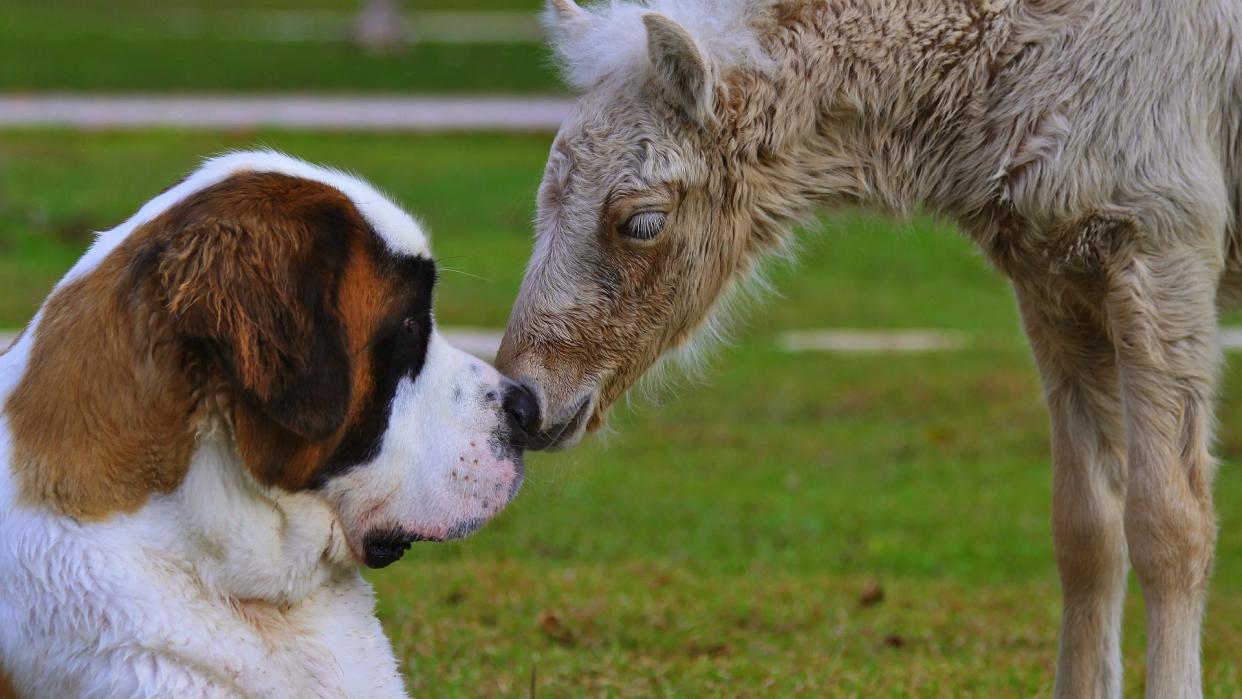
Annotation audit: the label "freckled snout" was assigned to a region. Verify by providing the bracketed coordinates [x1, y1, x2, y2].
[328, 336, 533, 570]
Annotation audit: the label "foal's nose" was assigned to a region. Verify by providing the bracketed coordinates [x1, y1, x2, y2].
[501, 380, 541, 447]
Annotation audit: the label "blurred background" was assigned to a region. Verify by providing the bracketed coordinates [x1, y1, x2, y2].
[1, 1, 1238, 695]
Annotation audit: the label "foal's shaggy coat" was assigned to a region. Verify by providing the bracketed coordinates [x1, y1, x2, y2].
[497, 1, 1242, 697]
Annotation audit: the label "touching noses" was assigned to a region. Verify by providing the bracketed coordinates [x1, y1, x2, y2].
[501, 380, 541, 448]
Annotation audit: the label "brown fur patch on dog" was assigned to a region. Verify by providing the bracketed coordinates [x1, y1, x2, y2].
[5, 227, 203, 519]
[229, 230, 402, 492]
[0, 663, 20, 699]
[5, 171, 404, 518]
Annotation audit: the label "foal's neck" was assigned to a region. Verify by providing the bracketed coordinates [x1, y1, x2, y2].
[739, 0, 1018, 224]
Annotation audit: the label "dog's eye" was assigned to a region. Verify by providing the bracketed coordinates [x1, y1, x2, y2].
[402, 317, 417, 335]
[621, 211, 667, 241]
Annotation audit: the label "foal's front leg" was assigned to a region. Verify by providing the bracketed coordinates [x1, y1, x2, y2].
[1106, 251, 1220, 699]
[1018, 290, 1128, 699]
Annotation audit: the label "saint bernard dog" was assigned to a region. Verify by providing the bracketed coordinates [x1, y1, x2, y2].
[0, 151, 539, 698]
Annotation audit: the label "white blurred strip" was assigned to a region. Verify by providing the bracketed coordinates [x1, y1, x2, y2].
[781, 327, 1242, 353]
[1218, 327, 1242, 350]
[147, 10, 543, 44]
[10, 328, 1242, 361]
[779, 329, 966, 353]
[439, 328, 504, 361]
[0, 95, 574, 132]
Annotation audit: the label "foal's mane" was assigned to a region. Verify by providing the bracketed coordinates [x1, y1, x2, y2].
[545, 0, 775, 91]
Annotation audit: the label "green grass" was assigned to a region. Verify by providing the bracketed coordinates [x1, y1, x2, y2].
[0, 1, 560, 93]
[1, 130, 1240, 695]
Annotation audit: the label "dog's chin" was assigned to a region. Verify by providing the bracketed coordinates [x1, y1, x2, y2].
[347, 459, 524, 569]
[356, 517, 500, 569]
[360, 527, 438, 569]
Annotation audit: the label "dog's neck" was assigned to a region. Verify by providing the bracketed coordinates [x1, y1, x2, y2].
[139, 429, 357, 607]
[1, 336, 350, 609]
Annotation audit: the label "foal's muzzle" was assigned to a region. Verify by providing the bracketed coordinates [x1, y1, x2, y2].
[527, 394, 592, 451]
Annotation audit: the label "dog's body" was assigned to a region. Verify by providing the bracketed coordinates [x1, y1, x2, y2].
[0, 438, 401, 698]
[0, 151, 538, 698]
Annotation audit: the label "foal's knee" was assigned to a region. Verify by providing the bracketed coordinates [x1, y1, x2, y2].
[1048, 423, 1127, 597]
[1124, 470, 1216, 596]
[1054, 507, 1127, 596]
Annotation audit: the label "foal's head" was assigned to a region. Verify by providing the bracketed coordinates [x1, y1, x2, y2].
[498, 0, 789, 449]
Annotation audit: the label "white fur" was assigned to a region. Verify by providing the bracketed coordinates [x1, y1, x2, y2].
[0, 435, 404, 699]
[59, 150, 428, 298]
[546, 0, 773, 91]
[323, 334, 521, 546]
[0, 152, 521, 697]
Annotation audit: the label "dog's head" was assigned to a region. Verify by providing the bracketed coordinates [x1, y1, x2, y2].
[5, 152, 538, 568]
[158, 161, 541, 568]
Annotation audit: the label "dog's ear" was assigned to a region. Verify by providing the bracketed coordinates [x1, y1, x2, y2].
[157, 182, 353, 441]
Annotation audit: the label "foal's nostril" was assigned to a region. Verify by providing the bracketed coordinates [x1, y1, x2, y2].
[501, 380, 541, 444]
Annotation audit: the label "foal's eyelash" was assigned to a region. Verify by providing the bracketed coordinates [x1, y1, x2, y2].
[624, 211, 667, 240]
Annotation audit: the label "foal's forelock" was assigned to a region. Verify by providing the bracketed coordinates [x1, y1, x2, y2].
[544, 0, 773, 94]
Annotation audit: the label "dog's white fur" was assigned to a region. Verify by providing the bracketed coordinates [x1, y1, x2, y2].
[0, 151, 521, 697]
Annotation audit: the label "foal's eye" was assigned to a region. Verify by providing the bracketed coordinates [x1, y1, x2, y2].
[402, 317, 417, 335]
[621, 211, 667, 241]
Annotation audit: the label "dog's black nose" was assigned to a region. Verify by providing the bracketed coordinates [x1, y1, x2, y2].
[502, 380, 541, 446]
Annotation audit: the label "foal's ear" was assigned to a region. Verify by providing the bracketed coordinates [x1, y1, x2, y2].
[544, 0, 591, 42]
[643, 12, 715, 127]
[158, 193, 353, 441]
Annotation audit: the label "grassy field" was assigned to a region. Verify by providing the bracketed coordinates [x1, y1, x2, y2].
[1, 130, 1240, 696]
[0, 1, 560, 93]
